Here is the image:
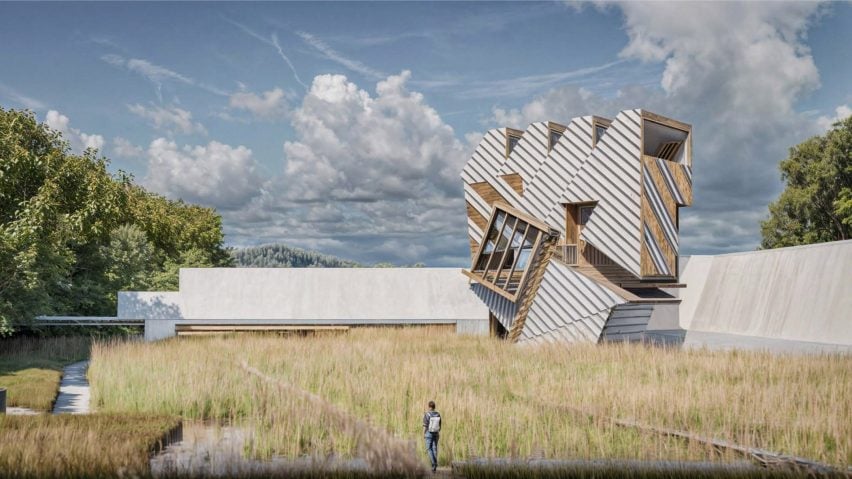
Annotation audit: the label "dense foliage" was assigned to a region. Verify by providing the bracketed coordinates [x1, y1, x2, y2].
[231, 243, 362, 268]
[0, 108, 231, 335]
[761, 115, 852, 248]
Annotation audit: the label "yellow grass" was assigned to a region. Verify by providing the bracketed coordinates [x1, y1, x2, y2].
[0, 336, 91, 411]
[89, 329, 851, 468]
[0, 414, 180, 478]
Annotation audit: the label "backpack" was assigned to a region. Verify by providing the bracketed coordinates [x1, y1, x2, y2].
[427, 412, 441, 433]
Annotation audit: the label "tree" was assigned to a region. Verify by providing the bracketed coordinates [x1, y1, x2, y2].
[761, 115, 852, 249]
[0, 107, 232, 335]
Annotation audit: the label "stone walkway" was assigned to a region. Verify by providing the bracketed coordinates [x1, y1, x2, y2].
[52, 360, 90, 414]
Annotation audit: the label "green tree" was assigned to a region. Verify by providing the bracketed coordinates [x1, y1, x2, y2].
[761, 115, 852, 248]
[0, 107, 232, 335]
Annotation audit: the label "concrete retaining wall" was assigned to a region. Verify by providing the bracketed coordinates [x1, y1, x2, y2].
[679, 241, 852, 352]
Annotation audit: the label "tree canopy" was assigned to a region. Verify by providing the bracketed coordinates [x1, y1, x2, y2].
[761, 115, 852, 249]
[0, 108, 231, 335]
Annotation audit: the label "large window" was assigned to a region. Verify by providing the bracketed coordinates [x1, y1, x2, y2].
[464, 203, 550, 302]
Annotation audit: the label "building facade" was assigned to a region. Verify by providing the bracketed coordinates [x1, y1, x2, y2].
[462, 109, 693, 343]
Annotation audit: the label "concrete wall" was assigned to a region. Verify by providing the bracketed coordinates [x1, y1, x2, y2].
[678, 241, 852, 352]
[177, 268, 487, 321]
[120, 268, 489, 340]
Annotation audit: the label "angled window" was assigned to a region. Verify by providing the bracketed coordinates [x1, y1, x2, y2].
[464, 203, 551, 302]
[505, 128, 524, 158]
[592, 116, 612, 147]
[641, 113, 692, 165]
[548, 122, 566, 152]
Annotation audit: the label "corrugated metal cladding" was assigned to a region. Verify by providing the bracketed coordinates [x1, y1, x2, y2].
[519, 260, 626, 344]
[561, 109, 643, 277]
[600, 303, 655, 342]
[461, 108, 691, 344]
[470, 284, 517, 330]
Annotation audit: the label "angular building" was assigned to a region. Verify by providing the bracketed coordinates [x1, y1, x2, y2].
[462, 109, 692, 344]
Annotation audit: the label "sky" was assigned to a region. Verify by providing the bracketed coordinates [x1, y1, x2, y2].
[1, 2, 850, 266]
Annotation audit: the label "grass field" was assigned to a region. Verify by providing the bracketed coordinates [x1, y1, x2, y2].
[0, 414, 181, 478]
[89, 329, 852, 470]
[0, 336, 91, 411]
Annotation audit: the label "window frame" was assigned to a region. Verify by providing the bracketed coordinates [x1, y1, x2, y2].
[505, 128, 524, 158]
[463, 202, 552, 302]
[547, 121, 567, 152]
[591, 116, 612, 148]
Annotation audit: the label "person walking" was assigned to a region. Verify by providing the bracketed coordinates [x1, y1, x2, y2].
[423, 400, 442, 473]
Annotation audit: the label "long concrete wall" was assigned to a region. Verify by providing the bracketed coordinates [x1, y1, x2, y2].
[118, 268, 490, 340]
[678, 241, 852, 352]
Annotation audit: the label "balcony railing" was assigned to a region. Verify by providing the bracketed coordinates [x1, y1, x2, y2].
[559, 243, 578, 265]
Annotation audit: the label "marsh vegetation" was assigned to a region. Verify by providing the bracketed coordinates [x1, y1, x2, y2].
[88, 329, 850, 470]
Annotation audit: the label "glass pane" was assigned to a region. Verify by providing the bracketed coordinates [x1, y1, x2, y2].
[507, 137, 520, 154]
[510, 224, 526, 248]
[549, 131, 562, 149]
[475, 254, 491, 271]
[515, 248, 532, 270]
[502, 248, 516, 269]
[595, 125, 608, 143]
[579, 207, 594, 225]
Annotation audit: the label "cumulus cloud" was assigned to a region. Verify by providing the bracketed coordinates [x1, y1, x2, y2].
[221, 71, 473, 265]
[817, 104, 851, 131]
[112, 137, 144, 159]
[128, 103, 207, 136]
[229, 87, 288, 119]
[44, 110, 105, 154]
[488, 3, 828, 255]
[144, 139, 261, 210]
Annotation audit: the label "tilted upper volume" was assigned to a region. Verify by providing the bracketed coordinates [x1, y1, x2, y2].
[461, 109, 693, 343]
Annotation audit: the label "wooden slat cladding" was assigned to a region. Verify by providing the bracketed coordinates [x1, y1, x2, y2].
[582, 244, 614, 265]
[640, 240, 660, 277]
[469, 236, 479, 259]
[470, 181, 508, 207]
[466, 201, 489, 231]
[658, 159, 693, 206]
[500, 173, 524, 195]
[643, 157, 678, 220]
[640, 199, 677, 277]
[655, 141, 682, 161]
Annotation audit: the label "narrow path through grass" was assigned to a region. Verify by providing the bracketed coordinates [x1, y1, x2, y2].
[0, 336, 90, 411]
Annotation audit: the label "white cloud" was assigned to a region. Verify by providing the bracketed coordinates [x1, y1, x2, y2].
[44, 110, 105, 154]
[144, 139, 261, 210]
[221, 71, 473, 266]
[817, 104, 851, 131]
[112, 137, 144, 159]
[102, 54, 227, 100]
[128, 103, 207, 136]
[618, 2, 821, 120]
[229, 87, 288, 119]
[297, 31, 385, 80]
[281, 70, 466, 202]
[488, 3, 828, 255]
[0, 83, 46, 110]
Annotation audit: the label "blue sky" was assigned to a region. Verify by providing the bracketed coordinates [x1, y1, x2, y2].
[1, 2, 850, 266]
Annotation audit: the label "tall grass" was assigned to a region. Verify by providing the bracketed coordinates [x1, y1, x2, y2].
[0, 414, 180, 478]
[89, 329, 851, 468]
[0, 336, 91, 410]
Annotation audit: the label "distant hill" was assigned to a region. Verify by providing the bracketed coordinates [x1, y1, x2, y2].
[231, 243, 362, 268]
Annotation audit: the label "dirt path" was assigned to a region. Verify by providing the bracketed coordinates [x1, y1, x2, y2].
[52, 360, 90, 414]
